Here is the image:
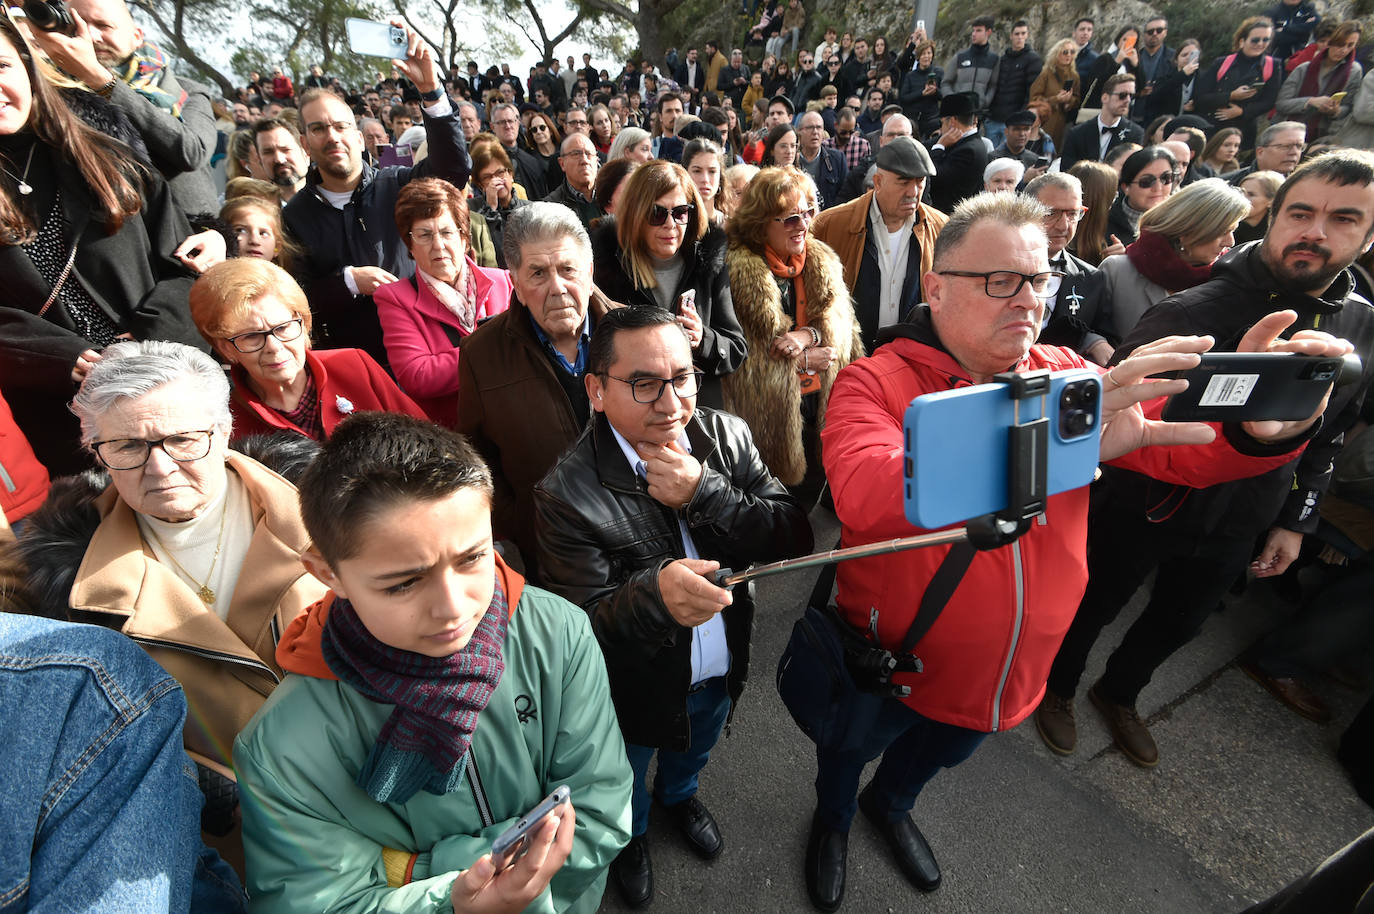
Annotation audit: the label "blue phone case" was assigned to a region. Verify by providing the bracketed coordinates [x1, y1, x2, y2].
[902, 369, 1103, 529]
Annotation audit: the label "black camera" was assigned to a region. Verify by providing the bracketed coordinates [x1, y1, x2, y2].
[23, 0, 76, 35]
[1058, 378, 1099, 439]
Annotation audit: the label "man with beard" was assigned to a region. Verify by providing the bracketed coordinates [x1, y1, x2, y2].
[283, 22, 470, 370]
[1036, 149, 1374, 768]
[252, 118, 308, 202]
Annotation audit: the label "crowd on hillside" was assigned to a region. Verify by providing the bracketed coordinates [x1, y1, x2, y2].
[2, 0, 1374, 910]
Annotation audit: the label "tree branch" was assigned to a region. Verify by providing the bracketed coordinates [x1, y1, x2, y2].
[578, 0, 634, 24]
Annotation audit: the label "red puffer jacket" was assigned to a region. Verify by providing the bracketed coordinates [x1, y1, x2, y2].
[821, 318, 1310, 733]
[0, 390, 49, 523]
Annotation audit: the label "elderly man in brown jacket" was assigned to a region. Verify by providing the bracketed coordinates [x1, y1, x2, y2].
[457, 202, 610, 572]
[811, 136, 948, 352]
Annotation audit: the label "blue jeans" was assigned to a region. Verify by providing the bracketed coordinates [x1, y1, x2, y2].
[814, 697, 987, 832]
[624, 677, 731, 836]
[0, 614, 245, 912]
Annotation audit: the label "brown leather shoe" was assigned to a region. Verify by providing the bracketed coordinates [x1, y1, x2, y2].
[1239, 661, 1332, 724]
[1035, 690, 1077, 755]
[1089, 682, 1158, 768]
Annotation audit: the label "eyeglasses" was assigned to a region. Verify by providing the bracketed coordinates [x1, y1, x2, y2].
[566, 119, 589, 128]
[479, 167, 511, 183]
[1045, 206, 1089, 223]
[1145, 27, 1166, 35]
[1111, 91, 1135, 100]
[93, 429, 216, 471]
[410, 227, 461, 246]
[223, 318, 305, 353]
[1247, 35, 1272, 44]
[1133, 170, 1178, 189]
[1263, 142, 1305, 152]
[936, 270, 1064, 298]
[827, 60, 840, 67]
[531, 123, 550, 132]
[773, 206, 818, 229]
[561, 148, 597, 159]
[800, 123, 826, 131]
[305, 119, 356, 137]
[603, 370, 704, 403]
[649, 203, 696, 225]
[492, 117, 518, 127]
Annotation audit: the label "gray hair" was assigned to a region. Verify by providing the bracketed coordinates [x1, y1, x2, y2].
[502, 201, 592, 272]
[456, 101, 478, 117]
[492, 102, 520, 121]
[1259, 121, 1307, 146]
[1138, 177, 1250, 247]
[1024, 171, 1083, 200]
[933, 192, 1049, 269]
[881, 115, 913, 139]
[608, 127, 651, 161]
[984, 157, 1026, 186]
[71, 340, 232, 447]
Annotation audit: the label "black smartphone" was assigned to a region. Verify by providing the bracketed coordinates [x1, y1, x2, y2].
[490, 785, 571, 872]
[1161, 352, 1360, 422]
[1063, 79, 1075, 92]
[1035, 156, 1051, 167]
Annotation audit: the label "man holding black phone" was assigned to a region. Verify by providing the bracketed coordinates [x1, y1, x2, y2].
[1038, 149, 1374, 769]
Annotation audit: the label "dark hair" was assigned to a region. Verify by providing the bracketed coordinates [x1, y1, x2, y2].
[972, 15, 995, 30]
[592, 157, 639, 210]
[251, 116, 301, 150]
[763, 124, 798, 166]
[1271, 148, 1374, 235]
[1075, 17, 1094, 28]
[1119, 145, 1179, 188]
[1102, 72, 1137, 99]
[1112, 25, 1139, 46]
[656, 91, 683, 114]
[588, 306, 688, 376]
[677, 120, 723, 145]
[1013, 19, 1029, 29]
[298, 413, 494, 565]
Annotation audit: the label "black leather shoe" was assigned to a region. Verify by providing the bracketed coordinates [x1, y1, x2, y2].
[610, 835, 653, 908]
[662, 795, 723, 859]
[858, 783, 941, 891]
[804, 812, 848, 911]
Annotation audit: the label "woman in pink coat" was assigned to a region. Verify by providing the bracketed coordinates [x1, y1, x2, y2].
[375, 179, 513, 427]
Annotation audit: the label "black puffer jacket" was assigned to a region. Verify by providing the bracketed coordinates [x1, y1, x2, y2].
[1103, 241, 1374, 540]
[532, 409, 813, 749]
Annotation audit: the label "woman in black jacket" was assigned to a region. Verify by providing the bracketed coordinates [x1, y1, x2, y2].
[591, 160, 746, 408]
[1083, 26, 1144, 108]
[898, 40, 943, 136]
[1192, 16, 1285, 150]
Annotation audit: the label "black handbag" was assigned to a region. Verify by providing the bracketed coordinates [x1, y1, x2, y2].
[775, 538, 977, 753]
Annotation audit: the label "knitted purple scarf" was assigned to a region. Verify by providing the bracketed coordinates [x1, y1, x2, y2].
[321, 572, 508, 804]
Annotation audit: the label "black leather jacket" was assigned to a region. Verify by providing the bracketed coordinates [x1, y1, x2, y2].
[532, 408, 813, 749]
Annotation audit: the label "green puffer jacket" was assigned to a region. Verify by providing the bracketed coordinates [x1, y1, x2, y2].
[233, 570, 632, 914]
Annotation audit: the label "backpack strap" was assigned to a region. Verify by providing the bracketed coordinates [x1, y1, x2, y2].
[1217, 53, 1238, 81]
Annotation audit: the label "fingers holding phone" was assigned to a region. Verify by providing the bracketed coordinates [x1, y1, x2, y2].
[452, 795, 577, 914]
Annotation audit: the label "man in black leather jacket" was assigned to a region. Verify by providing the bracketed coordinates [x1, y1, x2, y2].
[533, 306, 812, 909]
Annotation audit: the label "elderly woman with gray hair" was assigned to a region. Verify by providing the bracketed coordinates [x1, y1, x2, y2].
[1087, 178, 1252, 344]
[17, 338, 326, 874]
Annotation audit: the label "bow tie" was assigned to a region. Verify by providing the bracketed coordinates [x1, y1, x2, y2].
[1102, 124, 1118, 135]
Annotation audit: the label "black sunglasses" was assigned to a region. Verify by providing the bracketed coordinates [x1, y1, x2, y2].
[649, 203, 696, 225]
[1133, 170, 1178, 189]
[1145, 27, 1166, 35]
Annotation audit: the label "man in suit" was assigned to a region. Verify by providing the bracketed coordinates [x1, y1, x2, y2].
[927, 92, 987, 215]
[1058, 74, 1144, 172]
[1023, 172, 1112, 363]
[1135, 16, 1177, 123]
[675, 46, 708, 108]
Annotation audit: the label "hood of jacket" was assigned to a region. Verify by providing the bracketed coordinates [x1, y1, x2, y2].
[276, 552, 526, 679]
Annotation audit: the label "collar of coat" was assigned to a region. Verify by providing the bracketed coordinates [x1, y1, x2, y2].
[589, 409, 720, 495]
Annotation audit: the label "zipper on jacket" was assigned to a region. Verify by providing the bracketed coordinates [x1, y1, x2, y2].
[269, 615, 282, 648]
[989, 539, 1026, 731]
[0, 459, 13, 493]
[466, 752, 494, 827]
[128, 636, 281, 684]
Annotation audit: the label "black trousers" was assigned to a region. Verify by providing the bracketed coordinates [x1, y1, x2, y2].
[1047, 503, 1254, 707]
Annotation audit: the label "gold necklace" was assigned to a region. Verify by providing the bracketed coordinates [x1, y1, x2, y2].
[142, 501, 230, 606]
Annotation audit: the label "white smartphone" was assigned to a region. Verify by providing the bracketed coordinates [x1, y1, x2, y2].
[346, 18, 406, 60]
[917, 19, 926, 31]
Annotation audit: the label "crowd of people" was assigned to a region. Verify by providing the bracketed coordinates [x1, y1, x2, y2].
[3, 0, 1374, 911]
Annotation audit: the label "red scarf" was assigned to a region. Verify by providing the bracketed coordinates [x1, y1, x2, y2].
[765, 245, 821, 395]
[1298, 53, 1354, 139]
[1125, 230, 1215, 293]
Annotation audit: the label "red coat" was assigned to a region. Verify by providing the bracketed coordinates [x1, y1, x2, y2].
[374, 259, 513, 427]
[0, 388, 49, 523]
[228, 348, 427, 441]
[821, 329, 1309, 733]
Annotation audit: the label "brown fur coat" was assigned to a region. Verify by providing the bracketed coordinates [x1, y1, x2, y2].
[723, 238, 864, 484]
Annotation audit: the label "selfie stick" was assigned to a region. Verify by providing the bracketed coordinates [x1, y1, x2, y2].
[712, 369, 1054, 589]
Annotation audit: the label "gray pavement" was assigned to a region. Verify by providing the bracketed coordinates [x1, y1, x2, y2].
[598, 506, 1373, 914]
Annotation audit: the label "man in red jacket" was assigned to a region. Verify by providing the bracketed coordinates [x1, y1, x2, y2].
[803, 190, 1352, 912]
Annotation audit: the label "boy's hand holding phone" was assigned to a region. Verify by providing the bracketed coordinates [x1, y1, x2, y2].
[450, 800, 577, 914]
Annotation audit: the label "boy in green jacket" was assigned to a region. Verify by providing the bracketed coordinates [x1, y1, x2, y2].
[233, 413, 632, 913]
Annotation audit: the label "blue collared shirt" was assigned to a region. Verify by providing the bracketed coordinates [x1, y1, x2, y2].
[529, 310, 592, 376]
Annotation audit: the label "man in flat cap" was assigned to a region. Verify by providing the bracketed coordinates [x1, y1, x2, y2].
[813, 137, 948, 351]
[927, 92, 987, 213]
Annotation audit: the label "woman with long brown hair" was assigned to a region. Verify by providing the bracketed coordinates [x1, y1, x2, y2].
[1277, 20, 1364, 141]
[0, 11, 206, 472]
[1068, 160, 1124, 265]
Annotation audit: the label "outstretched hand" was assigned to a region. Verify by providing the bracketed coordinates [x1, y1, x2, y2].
[1097, 333, 1216, 462]
[1237, 310, 1353, 443]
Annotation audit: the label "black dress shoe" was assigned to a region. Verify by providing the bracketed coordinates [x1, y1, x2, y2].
[804, 812, 848, 911]
[610, 835, 653, 909]
[858, 783, 940, 891]
[662, 795, 723, 859]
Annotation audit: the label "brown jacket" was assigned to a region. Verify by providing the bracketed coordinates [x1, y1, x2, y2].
[68, 452, 324, 774]
[811, 190, 947, 299]
[456, 292, 610, 563]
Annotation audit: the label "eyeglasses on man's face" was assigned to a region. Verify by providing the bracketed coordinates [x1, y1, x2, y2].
[603, 370, 704, 403]
[936, 269, 1064, 299]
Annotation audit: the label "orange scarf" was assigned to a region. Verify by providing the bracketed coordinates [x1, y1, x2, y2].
[764, 245, 820, 395]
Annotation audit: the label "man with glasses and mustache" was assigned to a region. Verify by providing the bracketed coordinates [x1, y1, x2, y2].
[1060, 73, 1145, 172]
[533, 306, 812, 909]
[806, 189, 1348, 911]
[1224, 121, 1308, 186]
[283, 22, 470, 370]
[1038, 149, 1374, 770]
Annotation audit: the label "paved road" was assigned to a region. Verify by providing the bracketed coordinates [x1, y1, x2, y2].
[597, 506, 1372, 914]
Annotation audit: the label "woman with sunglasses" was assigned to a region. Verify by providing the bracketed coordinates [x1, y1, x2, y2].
[190, 258, 426, 440]
[1194, 16, 1282, 149]
[1107, 146, 1179, 248]
[591, 160, 745, 408]
[724, 166, 862, 497]
[526, 111, 562, 184]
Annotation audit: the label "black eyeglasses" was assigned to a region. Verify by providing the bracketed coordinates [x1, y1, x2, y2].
[936, 270, 1064, 298]
[223, 318, 305, 353]
[92, 429, 216, 471]
[1112, 91, 1135, 100]
[603, 370, 704, 403]
[1145, 27, 1166, 35]
[649, 203, 696, 225]
[1133, 170, 1178, 189]
[773, 206, 818, 229]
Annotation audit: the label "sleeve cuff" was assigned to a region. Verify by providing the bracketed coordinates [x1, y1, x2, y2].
[423, 97, 453, 117]
[1221, 414, 1323, 457]
[343, 266, 361, 296]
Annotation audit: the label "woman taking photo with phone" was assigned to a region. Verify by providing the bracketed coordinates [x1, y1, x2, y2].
[590, 160, 746, 407]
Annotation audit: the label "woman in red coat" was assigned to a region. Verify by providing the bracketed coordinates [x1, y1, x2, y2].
[189, 259, 426, 441]
[375, 178, 512, 427]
